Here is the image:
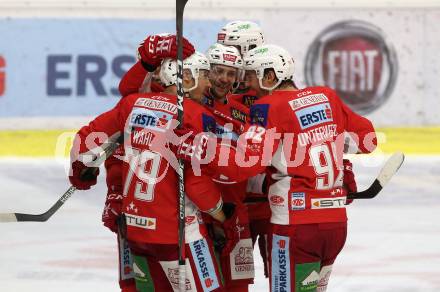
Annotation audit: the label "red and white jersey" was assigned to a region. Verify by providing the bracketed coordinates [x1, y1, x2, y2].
[201, 93, 251, 204]
[253, 86, 376, 225]
[74, 92, 221, 244]
[211, 86, 377, 225]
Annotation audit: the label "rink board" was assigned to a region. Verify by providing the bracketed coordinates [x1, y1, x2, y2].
[0, 127, 439, 157]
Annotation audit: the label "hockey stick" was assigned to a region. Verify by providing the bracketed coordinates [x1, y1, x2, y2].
[176, 0, 189, 291]
[244, 152, 405, 203]
[0, 138, 122, 223]
[347, 151, 404, 199]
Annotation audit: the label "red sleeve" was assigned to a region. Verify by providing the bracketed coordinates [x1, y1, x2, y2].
[72, 97, 130, 164]
[204, 119, 278, 183]
[327, 88, 377, 153]
[118, 61, 150, 96]
[104, 146, 124, 195]
[182, 101, 222, 212]
[185, 170, 222, 212]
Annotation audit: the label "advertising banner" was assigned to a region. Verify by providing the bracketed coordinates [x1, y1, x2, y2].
[1, 10, 439, 127]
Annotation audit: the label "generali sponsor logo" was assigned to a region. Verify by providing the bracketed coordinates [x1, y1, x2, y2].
[305, 20, 398, 114]
[288, 93, 329, 111]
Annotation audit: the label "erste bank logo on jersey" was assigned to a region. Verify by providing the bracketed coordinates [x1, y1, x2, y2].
[0, 55, 5, 96]
[295, 102, 333, 130]
[129, 107, 173, 132]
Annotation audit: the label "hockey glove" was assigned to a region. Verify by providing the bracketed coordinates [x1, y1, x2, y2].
[343, 159, 357, 205]
[69, 160, 99, 190]
[137, 34, 195, 70]
[221, 203, 251, 256]
[102, 192, 123, 233]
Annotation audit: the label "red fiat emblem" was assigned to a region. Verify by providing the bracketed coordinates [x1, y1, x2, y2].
[305, 20, 398, 114]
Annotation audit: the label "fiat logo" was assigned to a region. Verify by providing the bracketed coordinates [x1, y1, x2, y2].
[304, 20, 398, 114]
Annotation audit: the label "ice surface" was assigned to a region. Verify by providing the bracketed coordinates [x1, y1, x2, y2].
[0, 155, 439, 291]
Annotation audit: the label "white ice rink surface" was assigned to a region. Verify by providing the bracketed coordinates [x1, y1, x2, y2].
[1, 155, 439, 292]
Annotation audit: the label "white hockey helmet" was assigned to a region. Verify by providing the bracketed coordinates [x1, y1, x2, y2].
[183, 52, 210, 92]
[159, 58, 178, 87]
[243, 44, 294, 91]
[206, 43, 243, 69]
[217, 21, 265, 56]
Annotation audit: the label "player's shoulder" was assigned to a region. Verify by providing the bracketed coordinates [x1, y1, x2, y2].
[229, 90, 258, 108]
[303, 86, 339, 99]
[125, 92, 178, 111]
[184, 98, 210, 114]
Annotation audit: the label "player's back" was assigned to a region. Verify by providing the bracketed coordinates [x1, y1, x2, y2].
[252, 86, 376, 225]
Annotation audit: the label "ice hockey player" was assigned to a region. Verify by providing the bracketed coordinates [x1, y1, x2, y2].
[216, 20, 272, 278]
[101, 33, 195, 292]
[235, 43, 377, 292]
[170, 43, 376, 292]
[114, 32, 256, 291]
[200, 43, 256, 292]
[69, 51, 235, 291]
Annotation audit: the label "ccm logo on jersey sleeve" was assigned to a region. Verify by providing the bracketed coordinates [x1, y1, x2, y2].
[189, 238, 220, 291]
[311, 197, 346, 209]
[125, 214, 156, 229]
[295, 102, 333, 130]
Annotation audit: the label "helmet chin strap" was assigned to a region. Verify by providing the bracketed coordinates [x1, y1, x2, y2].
[258, 77, 281, 92]
[185, 77, 198, 93]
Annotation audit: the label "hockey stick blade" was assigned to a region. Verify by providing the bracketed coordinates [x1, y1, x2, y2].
[347, 151, 405, 199]
[0, 186, 76, 223]
[244, 152, 405, 203]
[0, 136, 123, 223]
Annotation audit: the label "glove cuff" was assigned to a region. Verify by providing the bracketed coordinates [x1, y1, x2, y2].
[140, 60, 158, 72]
[205, 198, 223, 216]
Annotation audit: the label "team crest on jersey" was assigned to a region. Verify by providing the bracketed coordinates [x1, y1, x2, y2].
[250, 104, 269, 126]
[231, 108, 247, 123]
[129, 107, 173, 132]
[295, 102, 333, 130]
[203, 95, 215, 107]
[243, 95, 258, 107]
[202, 114, 217, 133]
